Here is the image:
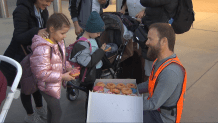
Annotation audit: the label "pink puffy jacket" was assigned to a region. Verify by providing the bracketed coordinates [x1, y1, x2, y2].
[30, 35, 72, 99]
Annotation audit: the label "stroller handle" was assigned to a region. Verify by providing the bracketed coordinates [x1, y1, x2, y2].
[0, 55, 22, 123]
[0, 55, 22, 92]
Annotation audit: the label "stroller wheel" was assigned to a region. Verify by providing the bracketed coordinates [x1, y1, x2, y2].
[66, 87, 79, 101]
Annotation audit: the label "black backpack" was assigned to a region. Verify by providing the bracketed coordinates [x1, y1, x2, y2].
[170, 0, 195, 34]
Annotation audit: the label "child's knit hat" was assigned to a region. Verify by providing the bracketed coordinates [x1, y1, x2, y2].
[85, 11, 105, 33]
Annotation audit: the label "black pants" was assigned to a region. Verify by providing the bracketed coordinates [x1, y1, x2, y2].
[143, 110, 163, 123]
[20, 90, 43, 114]
[84, 68, 102, 118]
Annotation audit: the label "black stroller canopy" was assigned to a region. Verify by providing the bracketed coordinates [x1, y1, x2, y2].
[100, 12, 124, 46]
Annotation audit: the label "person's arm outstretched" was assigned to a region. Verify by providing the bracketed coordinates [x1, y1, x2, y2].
[137, 80, 149, 94]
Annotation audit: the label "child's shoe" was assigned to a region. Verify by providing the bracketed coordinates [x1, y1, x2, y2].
[35, 107, 47, 119]
[24, 113, 44, 123]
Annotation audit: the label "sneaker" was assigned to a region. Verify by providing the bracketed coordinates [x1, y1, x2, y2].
[35, 107, 47, 119]
[24, 113, 44, 123]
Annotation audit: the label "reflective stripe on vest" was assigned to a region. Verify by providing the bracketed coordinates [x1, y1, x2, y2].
[147, 56, 187, 123]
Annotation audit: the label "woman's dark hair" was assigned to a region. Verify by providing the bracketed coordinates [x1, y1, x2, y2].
[149, 23, 176, 52]
[46, 13, 71, 33]
[32, 0, 36, 3]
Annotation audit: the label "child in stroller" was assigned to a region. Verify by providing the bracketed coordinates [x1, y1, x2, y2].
[66, 8, 139, 101]
[66, 11, 132, 102]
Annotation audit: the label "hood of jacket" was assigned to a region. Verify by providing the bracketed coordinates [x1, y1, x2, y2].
[17, 0, 34, 9]
[31, 35, 54, 51]
[31, 35, 66, 57]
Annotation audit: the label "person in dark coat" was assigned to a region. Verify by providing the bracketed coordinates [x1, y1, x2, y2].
[0, 0, 53, 122]
[139, 0, 179, 80]
[140, 0, 178, 28]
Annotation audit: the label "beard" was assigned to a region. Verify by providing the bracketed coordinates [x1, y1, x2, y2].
[147, 43, 160, 61]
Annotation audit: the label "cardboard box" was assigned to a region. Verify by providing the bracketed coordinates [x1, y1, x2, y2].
[87, 79, 143, 122]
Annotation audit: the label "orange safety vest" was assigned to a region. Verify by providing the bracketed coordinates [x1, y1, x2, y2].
[147, 56, 187, 123]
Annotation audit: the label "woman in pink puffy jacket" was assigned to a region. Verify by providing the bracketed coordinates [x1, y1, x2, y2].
[30, 13, 75, 123]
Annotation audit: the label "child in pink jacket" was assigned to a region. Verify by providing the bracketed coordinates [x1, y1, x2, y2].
[30, 13, 75, 123]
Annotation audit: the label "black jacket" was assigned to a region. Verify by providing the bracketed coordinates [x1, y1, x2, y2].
[0, 0, 49, 87]
[140, 0, 178, 28]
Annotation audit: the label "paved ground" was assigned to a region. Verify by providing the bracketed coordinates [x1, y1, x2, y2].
[192, 0, 218, 14]
[0, 0, 218, 122]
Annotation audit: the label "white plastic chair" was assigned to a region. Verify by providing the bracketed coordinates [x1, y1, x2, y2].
[0, 55, 22, 123]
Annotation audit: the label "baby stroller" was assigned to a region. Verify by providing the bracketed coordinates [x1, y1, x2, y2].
[66, 12, 136, 101]
[0, 55, 22, 123]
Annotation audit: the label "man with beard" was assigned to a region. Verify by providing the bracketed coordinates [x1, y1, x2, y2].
[137, 23, 187, 123]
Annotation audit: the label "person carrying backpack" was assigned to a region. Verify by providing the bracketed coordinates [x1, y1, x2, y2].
[29, 13, 75, 123]
[168, 0, 195, 34]
[0, 0, 53, 122]
[140, 0, 179, 28]
[139, 0, 194, 81]
[68, 11, 107, 120]
[132, 0, 179, 84]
